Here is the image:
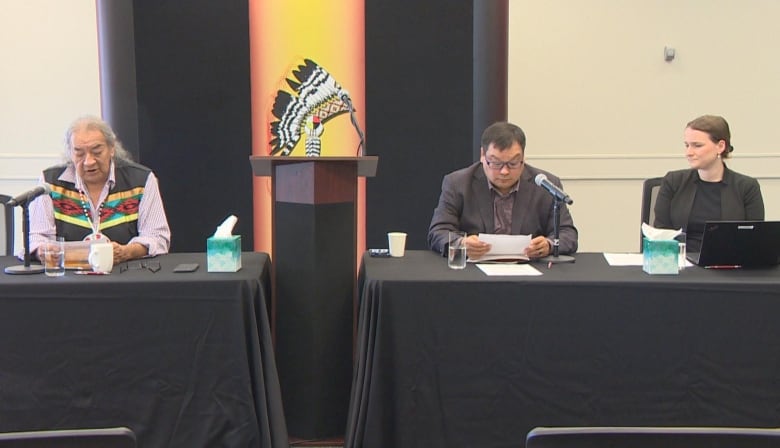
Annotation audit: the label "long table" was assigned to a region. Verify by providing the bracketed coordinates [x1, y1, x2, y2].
[0, 252, 288, 448]
[346, 251, 780, 447]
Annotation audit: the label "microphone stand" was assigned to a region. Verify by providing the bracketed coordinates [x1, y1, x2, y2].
[4, 201, 45, 274]
[342, 95, 366, 156]
[540, 198, 575, 264]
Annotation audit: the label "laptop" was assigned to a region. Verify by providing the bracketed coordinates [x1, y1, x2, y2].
[686, 220, 780, 268]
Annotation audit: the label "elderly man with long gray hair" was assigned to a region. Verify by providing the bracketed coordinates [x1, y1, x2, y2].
[24, 115, 170, 263]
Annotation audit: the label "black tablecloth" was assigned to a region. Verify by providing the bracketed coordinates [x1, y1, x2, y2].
[0, 253, 288, 448]
[346, 251, 780, 448]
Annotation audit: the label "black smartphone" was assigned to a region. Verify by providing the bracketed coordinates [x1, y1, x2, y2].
[368, 249, 391, 258]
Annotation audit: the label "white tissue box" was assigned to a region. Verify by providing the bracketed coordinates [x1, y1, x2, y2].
[642, 238, 679, 275]
[207, 236, 242, 272]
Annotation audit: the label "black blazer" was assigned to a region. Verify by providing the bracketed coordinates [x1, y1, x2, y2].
[653, 166, 764, 231]
[427, 162, 578, 255]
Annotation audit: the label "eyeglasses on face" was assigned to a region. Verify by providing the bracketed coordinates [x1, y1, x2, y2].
[484, 158, 524, 171]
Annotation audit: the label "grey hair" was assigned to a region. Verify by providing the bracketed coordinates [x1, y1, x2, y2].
[63, 115, 133, 164]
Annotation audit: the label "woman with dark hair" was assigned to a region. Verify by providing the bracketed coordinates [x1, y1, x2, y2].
[654, 115, 764, 252]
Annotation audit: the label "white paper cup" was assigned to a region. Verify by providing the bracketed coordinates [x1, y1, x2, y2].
[387, 232, 407, 257]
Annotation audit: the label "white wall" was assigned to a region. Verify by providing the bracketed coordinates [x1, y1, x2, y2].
[0, 0, 100, 254]
[509, 0, 780, 252]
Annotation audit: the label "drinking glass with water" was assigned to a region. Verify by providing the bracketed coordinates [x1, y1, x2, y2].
[43, 237, 65, 277]
[448, 231, 467, 269]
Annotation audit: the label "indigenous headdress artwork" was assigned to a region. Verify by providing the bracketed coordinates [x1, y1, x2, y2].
[269, 59, 351, 156]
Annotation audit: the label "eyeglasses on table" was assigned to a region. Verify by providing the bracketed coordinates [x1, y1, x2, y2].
[119, 260, 161, 274]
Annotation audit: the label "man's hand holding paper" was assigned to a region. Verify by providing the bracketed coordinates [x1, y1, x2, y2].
[463, 234, 492, 259]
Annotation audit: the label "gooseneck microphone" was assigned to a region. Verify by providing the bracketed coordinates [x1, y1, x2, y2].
[534, 173, 576, 264]
[534, 174, 573, 205]
[340, 90, 366, 156]
[4, 183, 52, 274]
[6, 184, 51, 207]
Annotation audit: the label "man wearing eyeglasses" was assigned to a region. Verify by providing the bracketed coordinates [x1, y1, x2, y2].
[428, 121, 577, 260]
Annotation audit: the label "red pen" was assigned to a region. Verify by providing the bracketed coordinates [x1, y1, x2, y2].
[704, 265, 742, 270]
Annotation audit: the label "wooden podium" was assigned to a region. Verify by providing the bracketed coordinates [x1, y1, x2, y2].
[250, 156, 378, 439]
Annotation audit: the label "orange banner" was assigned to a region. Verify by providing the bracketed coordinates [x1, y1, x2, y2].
[249, 0, 366, 258]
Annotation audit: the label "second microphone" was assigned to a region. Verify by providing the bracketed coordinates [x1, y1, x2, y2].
[534, 174, 573, 205]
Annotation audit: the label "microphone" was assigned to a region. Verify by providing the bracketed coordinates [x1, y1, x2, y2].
[340, 89, 366, 156]
[534, 174, 573, 205]
[6, 184, 51, 207]
[340, 90, 352, 105]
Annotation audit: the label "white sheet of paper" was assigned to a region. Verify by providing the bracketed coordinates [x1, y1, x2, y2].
[478, 233, 532, 255]
[476, 263, 542, 276]
[603, 253, 644, 266]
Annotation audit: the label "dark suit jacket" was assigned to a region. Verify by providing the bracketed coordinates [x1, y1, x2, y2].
[427, 162, 578, 255]
[653, 166, 764, 230]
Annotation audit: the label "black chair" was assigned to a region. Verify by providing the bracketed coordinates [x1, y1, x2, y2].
[0, 194, 14, 256]
[527, 426, 780, 448]
[639, 177, 663, 252]
[0, 427, 135, 448]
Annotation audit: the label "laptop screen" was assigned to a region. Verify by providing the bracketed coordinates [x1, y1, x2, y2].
[687, 220, 780, 267]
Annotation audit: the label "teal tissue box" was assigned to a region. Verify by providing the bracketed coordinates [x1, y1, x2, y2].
[642, 238, 679, 275]
[207, 236, 242, 272]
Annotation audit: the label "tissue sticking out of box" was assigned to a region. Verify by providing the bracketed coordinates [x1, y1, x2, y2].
[641, 222, 682, 241]
[214, 215, 238, 237]
[208, 215, 242, 272]
[642, 223, 682, 275]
